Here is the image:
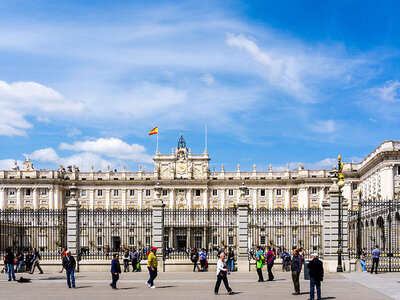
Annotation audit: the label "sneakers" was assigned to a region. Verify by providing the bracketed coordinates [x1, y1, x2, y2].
[145, 281, 150, 287]
[151, 285, 155, 289]
[292, 292, 300, 295]
[228, 291, 234, 295]
[214, 292, 218, 295]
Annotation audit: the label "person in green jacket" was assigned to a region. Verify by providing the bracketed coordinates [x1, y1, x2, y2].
[255, 246, 265, 282]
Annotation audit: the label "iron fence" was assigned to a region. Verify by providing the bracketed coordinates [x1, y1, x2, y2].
[79, 208, 153, 260]
[0, 209, 67, 260]
[248, 208, 323, 259]
[163, 208, 238, 260]
[348, 199, 400, 272]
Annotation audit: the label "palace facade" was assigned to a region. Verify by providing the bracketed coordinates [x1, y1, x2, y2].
[1, 137, 400, 211]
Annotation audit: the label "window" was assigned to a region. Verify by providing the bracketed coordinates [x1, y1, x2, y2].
[81, 190, 87, 197]
[129, 190, 135, 197]
[292, 189, 297, 196]
[145, 236, 151, 245]
[162, 190, 168, 196]
[129, 237, 135, 245]
[113, 190, 119, 197]
[228, 189, 234, 196]
[195, 189, 201, 196]
[228, 236, 234, 246]
[97, 237, 103, 246]
[25, 189, 31, 196]
[352, 183, 358, 190]
[114, 178, 119, 181]
[311, 188, 317, 194]
[212, 189, 218, 196]
[213, 236, 218, 245]
[260, 236, 266, 245]
[9, 189, 15, 196]
[398, 166, 400, 175]
[41, 189, 47, 196]
[97, 190, 103, 197]
[260, 189, 266, 197]
[145, 190, 151, 197]
[312, 236, 319, 246]
[276, 189, 282, 196]
[65, 190, 71, 197]
[245, 189, 249, 195]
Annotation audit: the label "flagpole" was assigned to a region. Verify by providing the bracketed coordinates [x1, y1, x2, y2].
[156, 126, 159, 153]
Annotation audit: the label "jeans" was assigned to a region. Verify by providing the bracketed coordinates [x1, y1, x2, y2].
[371, 258, 379, 274]
[360, 260, 366, 272]
[123, 260, 130, 272]
[267, 262, 274, 280]
[66, 268, 75, 287]
[16, 260, 24, 272]
[30, 260, 43, 274]
[214, 274, 232, 294]
[147, 267, 158, 287]
[310, 277, 321, 299]
[227, 259, 234, 271]
[291, 270, 300, 293]
[111, 273, 119, 288]
[7, 264, 16, 280]
[256, 267, 264, 281]
[131, 259, 137, 272]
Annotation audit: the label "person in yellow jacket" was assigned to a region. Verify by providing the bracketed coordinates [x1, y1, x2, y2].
[146, 247, 158, 288]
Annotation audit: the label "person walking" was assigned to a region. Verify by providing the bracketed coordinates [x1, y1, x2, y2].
[371, 245, 381, 274]
[307, 253, 324, 300]
[62, 250, 76, 289]
[281, 248, 291, 272]
[130, 247, 139, 272]
[214, 252, 234, 295]
[146, 247, 158, 288]
[360, 251, 367, 272]
[266, 246, 275, 281]
[291, 249, 302, 295]
[110, 253, 121, 290]
[191, 248, 199, 272]
[255, 246, 265, 282]
[199, 248, 207, 272]
[123, 249, 130, 272]
[15, 251, 24, 273]
[227, 248, 235, 272]
[59, 248, 66, 273]
[25, 250, 33, 273]
[30, 248, 43, 274]
[4, 248, 16, 281]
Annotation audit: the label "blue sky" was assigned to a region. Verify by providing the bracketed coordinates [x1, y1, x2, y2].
[0, 0, 399, 171]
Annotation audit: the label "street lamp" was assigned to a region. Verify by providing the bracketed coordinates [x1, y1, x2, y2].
[337, 155, 344, 272]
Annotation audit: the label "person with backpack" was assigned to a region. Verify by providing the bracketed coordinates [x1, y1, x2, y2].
[199, 248, 207, 272]
[214, 252, 234, 295]
[266, 246, 275, 281]
[190, 248, 199, 272]
[4, 248, 16, 281]
[30, 248, 43, 274]
[307, 253, 324, 300]
[62, 250, 76, 288]
[281, 248, 291, 272]
[255, 246, 265, 282]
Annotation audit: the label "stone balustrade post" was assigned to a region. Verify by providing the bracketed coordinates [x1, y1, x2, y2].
[153, 183, 165, 271]
[66, 183, 80, 269]
[237, 183, 250, 272]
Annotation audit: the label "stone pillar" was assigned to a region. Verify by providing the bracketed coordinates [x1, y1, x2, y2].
[66, 183, 80, 263]
[268, 189, 273, 208]
[33, 188, 39, 210]
[0, 187, 5, 210]
[169, 188, 174, 209]
[203, 188, 209, 209]
[122, 189, 127, 209]
[187, 189, 192, 209]
[237, 183, 250, 272]
[89, 190, 94, 209]
[54, 187, 59, 209]
[105, 189, 110, 209]
[138, 190, 143, 209]
[49, 187, 54, 209]
[153, 184, 165, 271]
[319, 187, 325, 208]
[284, 189, 290, 209]
[220, 189, 225, 208]
[16, 188, 22, 209]
[252, 189, 257, 209]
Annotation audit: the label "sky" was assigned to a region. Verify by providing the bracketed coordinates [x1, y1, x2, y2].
[0, 0, 400, 172]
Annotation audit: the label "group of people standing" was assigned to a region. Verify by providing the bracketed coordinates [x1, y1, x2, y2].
[3, 248, 43, 281]
[360, 245, 381, 274]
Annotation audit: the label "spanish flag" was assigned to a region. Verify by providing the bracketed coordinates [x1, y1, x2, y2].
[149, 126, 158, 135]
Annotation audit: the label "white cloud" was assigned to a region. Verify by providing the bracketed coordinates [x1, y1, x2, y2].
[0, 159, 24, 170]
[59, 137, 153, 163]
[66, 127, 82, 138]
[275, 157, 337, 171]
[371, 80, 400, 102]
[0, 80, 85, 136]
[200, 73, 215, 86]
[30, 148, 60, 162]
[310, 120, 336, 133]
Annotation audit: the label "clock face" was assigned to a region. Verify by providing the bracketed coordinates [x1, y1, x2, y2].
[177, 163, 187, 174]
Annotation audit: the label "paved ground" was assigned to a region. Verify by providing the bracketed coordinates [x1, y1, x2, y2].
[1, 270, 399, 300]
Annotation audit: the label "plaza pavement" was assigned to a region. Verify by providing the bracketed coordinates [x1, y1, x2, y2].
[1, 269, 399, 300]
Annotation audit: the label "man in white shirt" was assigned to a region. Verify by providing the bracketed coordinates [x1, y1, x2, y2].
[214, 253, 234, 295]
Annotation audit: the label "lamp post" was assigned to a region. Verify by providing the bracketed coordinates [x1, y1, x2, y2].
[337, 155, 345, 272]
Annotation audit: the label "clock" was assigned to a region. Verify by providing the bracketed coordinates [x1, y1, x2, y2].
[177, 163, 187, 174]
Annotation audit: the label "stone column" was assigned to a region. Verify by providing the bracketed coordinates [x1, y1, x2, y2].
[54, 187, 59, 209]
[284, 189, 290, 209]
[49, 187, 54, 209]
[268, 189, 273, 208]
[33, 188, 39, 210]
[16, 188, 22, 209]
[203, 188, 209, 209]
[252, 189, 257, 209]
[187, 189, 192, 209]
[138, 190, 143, 209]
[0, 187, 5, 210]
[89, 190, 94, 209]
[169, 188, 175, 209]
[220, 189, 225, 208]
[237, 183, 250, 272]
[319, 187, 325, 208]
[105, 189, 110, 209]
[153, 184, 165, 271]
[66, 183, 80, 263]
[122, 189, 127, 209]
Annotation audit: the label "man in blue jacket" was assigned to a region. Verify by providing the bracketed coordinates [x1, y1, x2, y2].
[291, 249, 302, 295]
[110, 253, 121, 290]
[371, 245, 381, 274]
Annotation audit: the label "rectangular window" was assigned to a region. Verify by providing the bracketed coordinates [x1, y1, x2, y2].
[311, 188, 317, 194]
[292, 189, 297, 196]
[129, 190, 135, 196]
[212, 189, 218, 196]
[81, 190, 87, 197]
[97, 190, 103, 197]
[129, 237, 135, 246]
[65, 190, 71, 197]
[245, 189, 249, 195]
[213, 236, 218, 245]
[312, 236, 319, 246]
[162, 190, 168, 196]
[228, 189, 234, 196]
[41, 189, 47, 196]
[228, 236, 234, 246]
[195, 189, 201, 196]
[25, 189, 31, 196]
[145, 236, 151, 245]
[260, 236, 266, 245]
[113, 190, 119, 197]
[276, 189, 282, 196]
[352, 183, 358, 190]
[145, 190, 151, 197]
[97, 237, 103, 246]
[260, 189, 266, 197]
[9, 189, 15, 196]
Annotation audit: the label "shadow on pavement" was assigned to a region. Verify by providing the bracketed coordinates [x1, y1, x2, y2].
[156, 285, 176, 289]
[117, 287, 137, 290]
[75, 286, 91, 289]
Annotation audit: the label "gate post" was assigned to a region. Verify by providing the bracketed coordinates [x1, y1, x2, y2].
[237, 183, 250, 272]
[153, 184, 165, 271]
[66, 183, 80, 268]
